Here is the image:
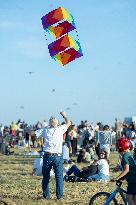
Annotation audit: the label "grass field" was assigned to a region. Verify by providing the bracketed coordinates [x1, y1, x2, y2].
[0, 149, 126, 205]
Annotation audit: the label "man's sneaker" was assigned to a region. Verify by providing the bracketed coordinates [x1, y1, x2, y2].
[43, 195, 50, 200]
[63, 175, 69, 182]
[57, 197, 64, 200]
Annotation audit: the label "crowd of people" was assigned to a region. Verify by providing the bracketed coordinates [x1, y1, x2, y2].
[0, 117, 136, 157]
[0, 119, 47, 154]
[0, 115, 136, 203]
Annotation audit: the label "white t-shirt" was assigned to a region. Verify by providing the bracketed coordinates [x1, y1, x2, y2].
[42, 125, 67, 154]
[42, 121, 48, 128]
[97, 159, 109, 176]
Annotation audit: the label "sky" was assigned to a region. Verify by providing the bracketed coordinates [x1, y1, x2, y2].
[0, 0, 136, 126]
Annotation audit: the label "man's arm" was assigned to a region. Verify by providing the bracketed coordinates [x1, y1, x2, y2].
[60, 111, 71, 129]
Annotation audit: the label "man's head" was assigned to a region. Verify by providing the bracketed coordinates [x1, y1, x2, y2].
[49, 116, 59, 128]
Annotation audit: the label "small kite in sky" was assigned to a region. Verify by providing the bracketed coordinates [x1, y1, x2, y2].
[66, 107, 70, 110]
[16, 106, 24, 109]
[27, 71, 34, 75]
[52, 89, 55, 92]
[20, 106, 24, 109]
[41, 7, 83, 66]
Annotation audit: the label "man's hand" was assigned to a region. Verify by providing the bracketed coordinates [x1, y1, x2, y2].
[60, 111, 71, 129]
[111, 178, 124, 183]
[60, 111, 67, 118]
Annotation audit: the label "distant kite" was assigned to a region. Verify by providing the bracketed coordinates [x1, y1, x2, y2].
[73, 103, 78, 106]
[27, 71, 34, 75]
[20, 106, 24, 109]
[52, 89, 55, 92]
[16, 106, 24, 109]
[41, 7, 83, 66]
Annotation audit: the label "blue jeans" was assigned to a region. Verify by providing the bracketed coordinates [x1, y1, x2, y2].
[67, 165, 81, 177]
[42, 154, 63, 199]
[88, 173, 109, 181]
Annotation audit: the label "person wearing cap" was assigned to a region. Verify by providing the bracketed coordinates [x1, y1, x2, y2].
[42, 111, 71, 200]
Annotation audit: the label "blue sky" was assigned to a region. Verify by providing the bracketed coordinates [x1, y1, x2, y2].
[0, 0, 136, 126]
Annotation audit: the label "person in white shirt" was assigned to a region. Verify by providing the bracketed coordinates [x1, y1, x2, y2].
[42, 111, 71, 200]
[88, 151, 109, 182]
[98, 125, 112, 158]
[0, 124, 4, 137]
[42, 120, 48, 128]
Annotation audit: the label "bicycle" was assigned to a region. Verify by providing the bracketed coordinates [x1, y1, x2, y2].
[89, 181, 128, 205]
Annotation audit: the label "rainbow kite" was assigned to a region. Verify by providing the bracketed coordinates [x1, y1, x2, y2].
[41, 7, 83, 66]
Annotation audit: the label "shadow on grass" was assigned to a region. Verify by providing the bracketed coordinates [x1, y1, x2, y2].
[0, 198, 16, 205]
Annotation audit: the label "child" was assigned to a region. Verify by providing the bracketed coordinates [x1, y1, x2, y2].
[115, 137, 136, 205]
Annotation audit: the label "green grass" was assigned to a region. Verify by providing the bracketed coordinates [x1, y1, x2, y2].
[0, 149, 126, 205]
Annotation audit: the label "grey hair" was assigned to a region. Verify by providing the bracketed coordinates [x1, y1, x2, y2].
[49, 116, 57, 121]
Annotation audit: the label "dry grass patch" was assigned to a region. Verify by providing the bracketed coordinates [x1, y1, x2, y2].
[0, 150, 126, 205]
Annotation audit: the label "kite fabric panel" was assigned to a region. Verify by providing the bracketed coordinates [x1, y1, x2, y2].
[41, 7, 74, 29]
[53, 47, 83, 66]
[41, 7, 83, 66]
[48, 34, 80, 56]
[47, 21, 76, 39]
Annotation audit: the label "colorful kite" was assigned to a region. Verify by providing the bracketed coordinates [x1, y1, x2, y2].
[41, 7, 83, 66]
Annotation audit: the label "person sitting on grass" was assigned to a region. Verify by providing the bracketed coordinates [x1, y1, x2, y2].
[64, 161, 98, 182]
[87, 150, 109, 182]
[64, 151, 109, 182]
[113, 137, 136, 205]
[77, 148, 91, 163]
